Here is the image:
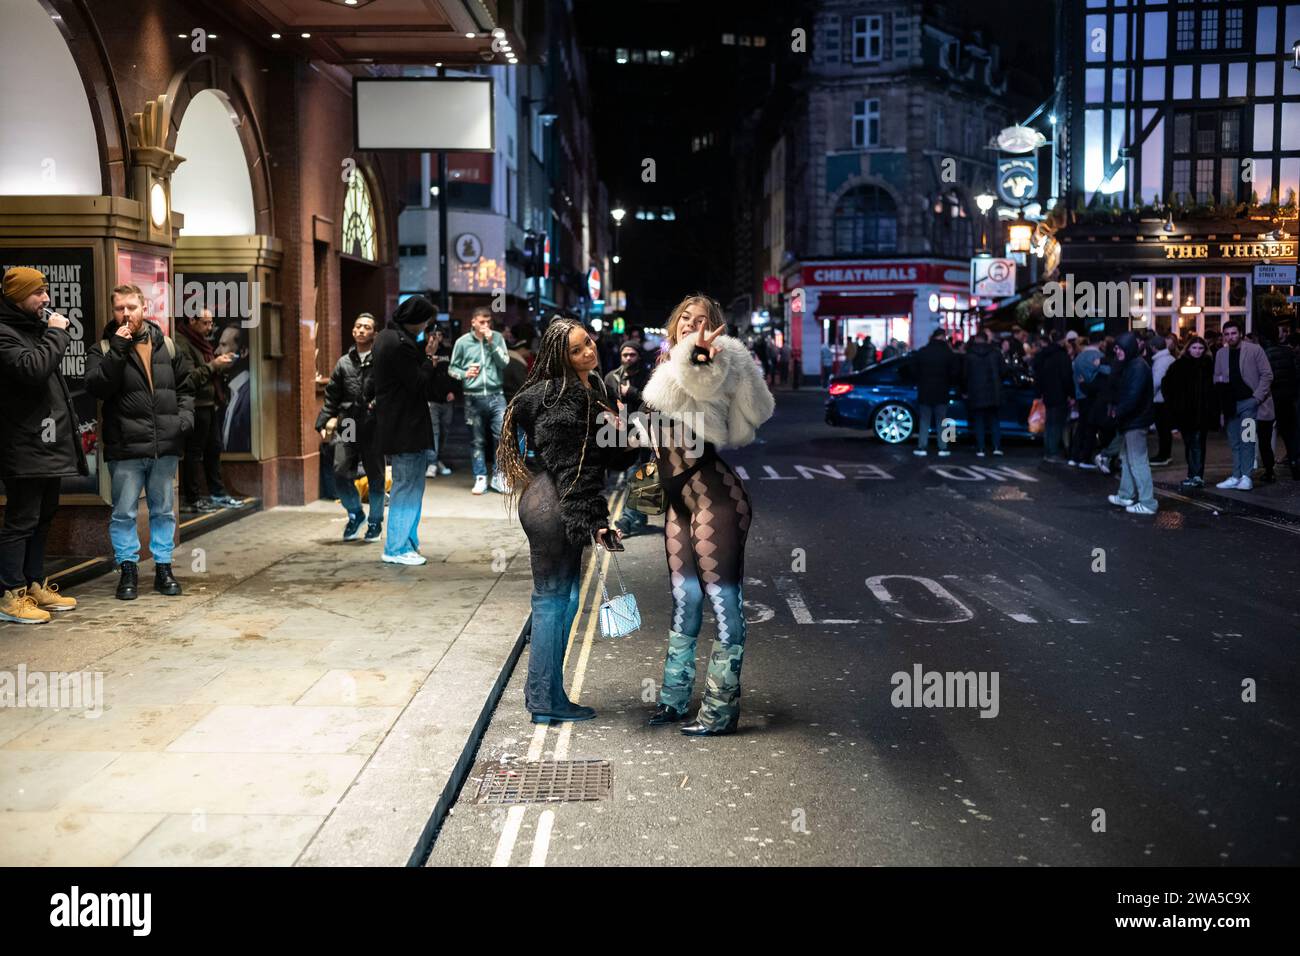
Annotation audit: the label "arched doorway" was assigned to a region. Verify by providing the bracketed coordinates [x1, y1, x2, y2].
[337, 165, 387, 370]
[166, 68, 282, 497]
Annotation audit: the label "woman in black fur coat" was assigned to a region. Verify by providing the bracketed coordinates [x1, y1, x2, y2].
[498, 317, 637, 724]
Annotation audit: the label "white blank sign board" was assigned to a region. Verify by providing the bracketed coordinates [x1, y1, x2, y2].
[355, 78, 494, 151]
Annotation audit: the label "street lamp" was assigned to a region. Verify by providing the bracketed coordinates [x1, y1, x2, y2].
[974, 192, 995, 253]
[1008, 220, 1033, 254]
[610, 207, 626, 311]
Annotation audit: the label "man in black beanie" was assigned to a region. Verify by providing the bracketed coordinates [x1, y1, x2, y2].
[371, 295, 449, 565]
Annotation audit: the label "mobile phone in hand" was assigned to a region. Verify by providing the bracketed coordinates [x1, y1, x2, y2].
[596, 529, 625, 552]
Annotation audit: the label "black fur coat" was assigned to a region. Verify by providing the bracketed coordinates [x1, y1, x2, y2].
[512, 375, 638, 547]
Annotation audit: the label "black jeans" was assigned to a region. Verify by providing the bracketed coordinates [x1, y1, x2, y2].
[1259, 420, 1276, 473]
[970, 407, 1001, 452]
[1273, 394, 1298, 465]
[0, 476, 61, 591]
[1153, 403, 1174, 460]
[182, 405, 227, 504]
[1182, 428, 1208, 479]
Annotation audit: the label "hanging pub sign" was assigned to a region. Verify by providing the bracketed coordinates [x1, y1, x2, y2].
[0, 246, 99, 496]
[996, 156, 1037, 208]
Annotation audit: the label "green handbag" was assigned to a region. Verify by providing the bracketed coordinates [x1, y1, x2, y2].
[626, 459, 665, 515]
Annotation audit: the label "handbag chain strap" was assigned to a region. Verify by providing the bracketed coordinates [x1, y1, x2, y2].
[600, 547, 629, 604]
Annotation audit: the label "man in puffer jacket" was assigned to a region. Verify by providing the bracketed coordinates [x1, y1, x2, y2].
[85, 285, 194, 600]
[1106, 331, 1157, 515]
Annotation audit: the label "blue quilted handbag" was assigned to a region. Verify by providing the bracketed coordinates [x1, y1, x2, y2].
[597, 548, 641, 638]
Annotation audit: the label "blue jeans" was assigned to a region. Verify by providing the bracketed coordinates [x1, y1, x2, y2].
[916, 403, 950, 450]
[108, 456, 179, 565]
[426, 401, 454, 466]
[1044, 403, 1068, 458]
[464, 392, 505, 478]
[970, 407, 1001, 453]
[384, 452, 426, 558]
[1227, 397, 1259, 478]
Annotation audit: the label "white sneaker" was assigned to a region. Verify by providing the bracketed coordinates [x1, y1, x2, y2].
[1107, 494, 1136, 507]
[1236, 476, 1253, 491]
[1067, 460, 1078, 467]
[437, 462, 452, 476]
[382, 551, 427, 566]
[992, 449, 1004, 456]
[1125, 502, 1157, 515]
[425, 465, 438, 478]
[1215, 476, 1241, 489]
[975, 451, 986, 458]
[490, 474, 508, 494]
[913, 449, 928, 457]
[472, 475, 488, 495]
[937, 449, 951, 457]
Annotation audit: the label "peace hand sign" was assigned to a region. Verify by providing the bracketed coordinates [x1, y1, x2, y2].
[697, 324, 726, 360]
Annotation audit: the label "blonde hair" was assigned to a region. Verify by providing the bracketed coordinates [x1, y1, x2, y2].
[665, 294, 725, 349]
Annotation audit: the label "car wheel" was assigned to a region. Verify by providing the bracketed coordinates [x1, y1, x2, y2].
[872, 402, 914, 444]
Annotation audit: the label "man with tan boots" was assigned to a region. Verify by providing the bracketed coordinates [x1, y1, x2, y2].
[0, 266, 86, 623]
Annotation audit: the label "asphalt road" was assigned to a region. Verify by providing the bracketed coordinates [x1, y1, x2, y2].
[428, 389, 1300, 867]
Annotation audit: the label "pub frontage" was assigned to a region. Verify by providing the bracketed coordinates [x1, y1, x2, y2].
[1056, 215, 1298, 337]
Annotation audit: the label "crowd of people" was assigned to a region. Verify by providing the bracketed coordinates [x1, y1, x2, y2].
[0, 267, 256, 623]
[900, 319, 1299, 515]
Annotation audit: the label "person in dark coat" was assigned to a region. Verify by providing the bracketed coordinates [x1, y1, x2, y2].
[963, 330, 1004, 455]
[317, 312, 385, 542]
[1031, 329, 1075, 462]
[84, 284, 195, 600]
[1161, 335, 1217, 489]
[370, 295, 448, 565]
[175, 308, 238, 514]
[605, 341, 653, 536]
[912, 328, 960, 456]
[1262, 335, 1298, 478]
[1107, 331, 1157, 514]
[0, 267, 88, 623]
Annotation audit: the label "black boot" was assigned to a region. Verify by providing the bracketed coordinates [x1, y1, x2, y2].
[648, 703, 689, 726]
[115, 561, 138, 601]
[154, 563, 182, 596]
[530, 701, 597, 724]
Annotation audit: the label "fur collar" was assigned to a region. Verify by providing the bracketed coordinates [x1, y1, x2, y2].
[642, 331, 774, 448]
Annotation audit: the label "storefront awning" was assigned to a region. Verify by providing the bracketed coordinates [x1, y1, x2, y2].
[815, 293, 915, 316]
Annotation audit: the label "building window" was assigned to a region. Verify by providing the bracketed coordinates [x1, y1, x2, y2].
[853, 99, 880, 148]
[1224, 7, 1243, 48]
[1195, 159, 1215, 201]
[1170, 107, 1243, 203]
[832, 185, 897, 255]
[1200, 8, 1218, 48]
[343, 167, 377, 261]
[852, 15, 883, 62]
[1172, 159, 1191, 200]
[1176, 9, 1195, 51]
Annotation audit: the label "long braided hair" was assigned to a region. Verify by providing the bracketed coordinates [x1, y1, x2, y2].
[497, 316, 602, 506]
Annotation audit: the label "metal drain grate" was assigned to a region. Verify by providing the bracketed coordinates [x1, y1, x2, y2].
[473, 759, 612, 805]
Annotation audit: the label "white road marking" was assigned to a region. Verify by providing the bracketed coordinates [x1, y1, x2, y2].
[529, 810, 555, 867]
[943, 575, 1037, 623]
[774, 575, 871, 624]
[865, 575, 974, 623]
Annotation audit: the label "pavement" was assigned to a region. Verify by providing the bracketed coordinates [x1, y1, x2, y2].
[430, 390, 1299, 867]
[0, 467, 531, 867]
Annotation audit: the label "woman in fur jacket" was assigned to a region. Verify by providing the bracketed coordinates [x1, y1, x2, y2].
[498, 317, 637, 725]
[640, 294, 775, 735]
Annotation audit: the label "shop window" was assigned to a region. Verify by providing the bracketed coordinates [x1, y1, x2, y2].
[1155, 277, 1174, 307]
[343, 167, 378, 261]
[833, 185, 898, 255]
[1204, 276, 1223, 308]
[1155, 314, 1172, 335]
[1228, 277, 1247, 307]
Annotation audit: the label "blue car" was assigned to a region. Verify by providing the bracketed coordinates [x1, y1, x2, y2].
[824, 355, 1040, 444]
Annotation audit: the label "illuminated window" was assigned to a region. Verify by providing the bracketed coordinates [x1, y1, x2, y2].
[343, 167, 378, 261]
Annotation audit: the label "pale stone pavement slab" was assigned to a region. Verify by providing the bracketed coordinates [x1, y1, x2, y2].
[0, 477, 530, 864]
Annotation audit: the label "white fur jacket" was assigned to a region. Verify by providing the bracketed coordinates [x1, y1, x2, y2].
[642, 331, 775, 449]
